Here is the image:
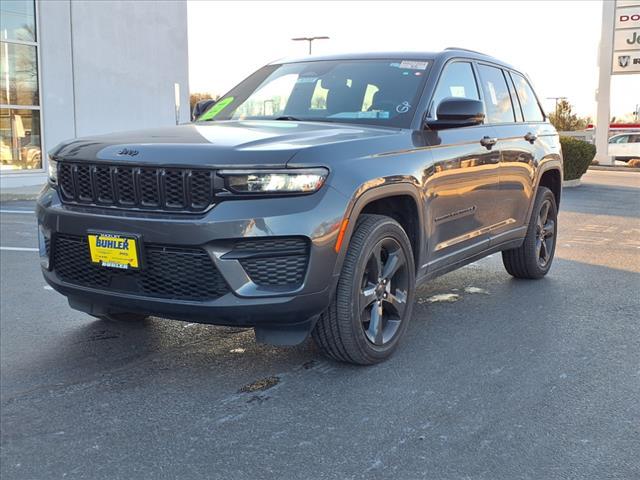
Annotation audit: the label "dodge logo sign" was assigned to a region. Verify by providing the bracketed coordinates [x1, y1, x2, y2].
[618, 55, 631, 68]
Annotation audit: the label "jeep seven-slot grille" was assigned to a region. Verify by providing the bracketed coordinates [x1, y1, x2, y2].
[57, 162, 215, 213]
[53, 234, 230, 301]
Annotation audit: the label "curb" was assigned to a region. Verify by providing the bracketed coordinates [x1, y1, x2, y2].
[0, 193, 40, 201]
[589, 165, 640, 173]
[563, 179, 581, 188]
[0, 183, 44, 202]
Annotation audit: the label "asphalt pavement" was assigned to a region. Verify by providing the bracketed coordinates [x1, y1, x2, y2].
[1, 170, 639, 480]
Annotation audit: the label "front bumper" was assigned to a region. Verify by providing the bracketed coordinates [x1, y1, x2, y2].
[37, 184, 348, 331]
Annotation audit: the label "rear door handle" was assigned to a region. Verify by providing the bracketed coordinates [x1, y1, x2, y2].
[524, 132, 537, 144]
[480, 136, 497, 150]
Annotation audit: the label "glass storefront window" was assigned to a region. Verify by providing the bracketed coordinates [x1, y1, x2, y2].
[0, 0, 41, 172]
[0, 109, 41, 171]
[0, 42, 39, 105]
[0, 0, 36, 42]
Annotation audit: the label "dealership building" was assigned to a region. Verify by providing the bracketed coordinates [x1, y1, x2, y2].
[0, 0, 189, 190]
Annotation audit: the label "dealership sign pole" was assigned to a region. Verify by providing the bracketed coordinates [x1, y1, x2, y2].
[595, 0, 640, 165]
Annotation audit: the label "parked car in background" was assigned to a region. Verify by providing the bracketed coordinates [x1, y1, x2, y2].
[38, 48, 562, 364]
[609, 133, 640, 161]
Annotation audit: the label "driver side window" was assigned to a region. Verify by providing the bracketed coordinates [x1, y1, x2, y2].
[430, 62, 480, 119]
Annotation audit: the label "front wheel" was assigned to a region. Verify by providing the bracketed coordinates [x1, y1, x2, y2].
[502, 186, 558, 279]
[313, 214, 415, 365]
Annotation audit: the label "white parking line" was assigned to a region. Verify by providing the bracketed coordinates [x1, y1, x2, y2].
[0, 247, 38, 252]
[0, 210, 34, 214]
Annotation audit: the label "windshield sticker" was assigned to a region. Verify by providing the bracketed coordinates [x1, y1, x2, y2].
[399, 60, 429, 70]
[199, 97, 234, 121]
[450, 86, 466, 97]
[396, 101, 411, 114]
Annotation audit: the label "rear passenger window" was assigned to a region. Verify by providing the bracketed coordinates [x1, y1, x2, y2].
[431, 62, 480, 118]
[506, 75, 524, 122]
[477, 64, 515, 124]
[511, 72, 544, 122]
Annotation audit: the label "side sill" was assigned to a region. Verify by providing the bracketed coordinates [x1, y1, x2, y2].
[417, 238, 524, 285]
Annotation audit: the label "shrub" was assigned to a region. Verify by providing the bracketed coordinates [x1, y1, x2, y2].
[560, 136, 596, 181]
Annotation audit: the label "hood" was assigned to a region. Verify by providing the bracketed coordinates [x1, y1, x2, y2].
[51, 120, 401, 168]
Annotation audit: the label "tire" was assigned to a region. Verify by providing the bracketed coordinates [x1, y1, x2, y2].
[98, 312, 148, 322]
[502, 186, 557, 279]
[313, 214, 416, 365]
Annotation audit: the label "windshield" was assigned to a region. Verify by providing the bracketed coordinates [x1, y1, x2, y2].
[198, 59, 431, 128]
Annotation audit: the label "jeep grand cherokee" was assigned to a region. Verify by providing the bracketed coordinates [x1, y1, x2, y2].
[37, 48, 562, 364]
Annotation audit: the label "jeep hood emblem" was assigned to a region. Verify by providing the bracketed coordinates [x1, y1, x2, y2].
[117, 148, 139, 157]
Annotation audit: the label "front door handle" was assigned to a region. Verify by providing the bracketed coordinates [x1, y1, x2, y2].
[524, 132, 537, 144]
[480, 136, 497, 150]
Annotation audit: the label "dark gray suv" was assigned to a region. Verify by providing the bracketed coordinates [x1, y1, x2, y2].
[37, 48, 562, 364]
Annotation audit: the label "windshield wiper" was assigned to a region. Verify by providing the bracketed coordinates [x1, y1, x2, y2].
[274, 115, 302, 121]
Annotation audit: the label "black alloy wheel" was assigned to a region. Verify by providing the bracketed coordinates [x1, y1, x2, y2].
[502, 186, 558, 279]
[535, 198, 555, 268]
[359, 237, 409, 346]
[313, 214, 415, 365]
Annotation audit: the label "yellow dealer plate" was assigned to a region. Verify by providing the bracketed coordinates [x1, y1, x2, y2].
[88, 233, 140, 269]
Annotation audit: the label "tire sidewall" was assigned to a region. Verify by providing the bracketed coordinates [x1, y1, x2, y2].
[528, 188, 558, 276]
[342, 218, 416, 362]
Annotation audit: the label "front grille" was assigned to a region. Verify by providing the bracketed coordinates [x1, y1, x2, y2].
[232, 237, 309, 287]
[53, 234, 230, 301]
[57, 162, 215, 213]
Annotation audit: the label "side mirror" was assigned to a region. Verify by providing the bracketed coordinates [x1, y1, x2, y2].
[192, 99, 216, 121]
[425, 97, 485, 130]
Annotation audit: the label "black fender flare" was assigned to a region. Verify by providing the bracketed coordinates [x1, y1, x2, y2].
[524, 157, 563, 226]
[331, 181, 425, 277]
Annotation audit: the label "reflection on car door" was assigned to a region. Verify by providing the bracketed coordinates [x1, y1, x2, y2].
[423, 61, 501, 273]
[476, 64, 542, 245]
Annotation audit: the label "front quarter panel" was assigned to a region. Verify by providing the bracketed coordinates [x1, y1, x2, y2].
[294, 131, 437, 277]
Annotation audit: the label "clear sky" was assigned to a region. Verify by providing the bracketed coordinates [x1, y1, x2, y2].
[188, 0, 639, 120]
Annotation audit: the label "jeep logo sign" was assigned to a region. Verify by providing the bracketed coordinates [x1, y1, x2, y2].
[614, 28, 640, 50]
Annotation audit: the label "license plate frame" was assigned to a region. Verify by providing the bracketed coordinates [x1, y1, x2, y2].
[87, 231, 143, 270]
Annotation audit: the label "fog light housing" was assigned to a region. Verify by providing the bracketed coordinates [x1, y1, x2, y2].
[38, 225, 52, 270]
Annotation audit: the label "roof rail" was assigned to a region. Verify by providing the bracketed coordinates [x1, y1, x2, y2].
[444, 47, 488, 56]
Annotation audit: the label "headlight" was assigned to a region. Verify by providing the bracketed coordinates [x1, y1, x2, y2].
[220, 168, 328, 194]
[47, 157, 58, 183]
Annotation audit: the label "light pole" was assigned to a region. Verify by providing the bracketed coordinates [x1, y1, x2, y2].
[292, 36, 329, 55]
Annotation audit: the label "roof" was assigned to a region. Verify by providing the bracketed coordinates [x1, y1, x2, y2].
[270, 48, 515, 70]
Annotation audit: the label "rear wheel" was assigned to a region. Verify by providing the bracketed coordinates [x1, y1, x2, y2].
[313, 214, 415, 365]
[502, 186, 557, 279]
